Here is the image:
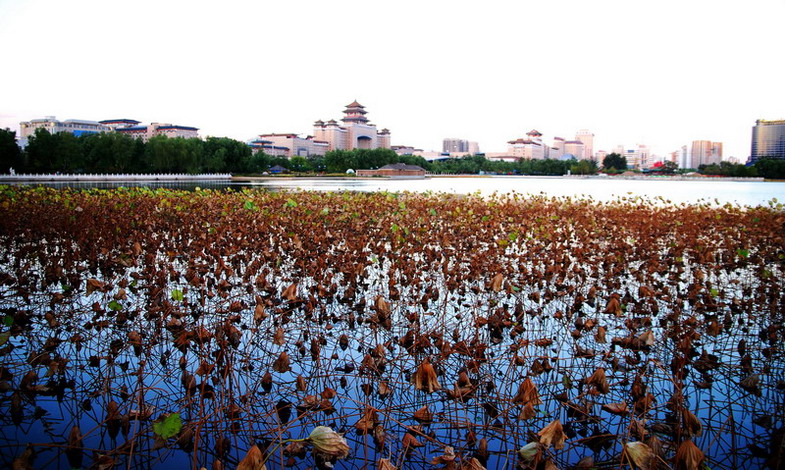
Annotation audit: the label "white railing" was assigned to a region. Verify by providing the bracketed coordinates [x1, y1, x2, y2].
[0, 173, 233, 181]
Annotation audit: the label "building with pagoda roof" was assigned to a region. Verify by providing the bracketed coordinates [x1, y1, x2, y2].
[313, 101, 391, 151]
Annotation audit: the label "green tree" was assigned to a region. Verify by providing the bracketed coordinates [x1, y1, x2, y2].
[753, 158, 785, 179]
[24, 128, 85, 173]
[0, 128, 22, 173]
[602, 153, 627, 172]
[570, 159, 598, 175]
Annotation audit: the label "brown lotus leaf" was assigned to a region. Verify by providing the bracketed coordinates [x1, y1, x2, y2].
[604, 295, 622, 316]
[378, 458, 397, 470]
[272, 351, 291, 373]
[378, 381, 392, 398]
[587, 367, 610, 394]
[253, 303, 267, 323]
[740, 374, 761, 395]
[519, 402, 536, 420]
[321, 387, 337, 399]
[412, 358, 441, 393]
[402, 432, 424, 451]
[282, 283, 298, 301]
[538, 419, 566, 450]
[512, 377, 542, 405]
[575, 456, 594, 469]
[374, 295, 391, 315]
[674, 440, 704, 470]
[273, 327, 285, 346]
[65, 425, 83, 469]
[354, 407, 379, 434]
[623, 441, 653, 470]
[638, 330, 655, 347]
[464, 457, 487, 470]
[477, 437, 489, 460]
[413, 405, 433, 423]
[237, 445, 266, 470]
[602, 402, 629, 415]
[490, 273, 504, 293]
[595, 326, 607, 343]
[296, 375, 307, 391]
[682, 408, 702, 436]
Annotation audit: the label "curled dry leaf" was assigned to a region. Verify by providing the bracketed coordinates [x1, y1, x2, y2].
[412, 358, 441, 393]
[378, 458, 397, 470]
[674, 440, 704, 470]
[623, 441, 654, 470]
[237, 444, 266, 470]
[587, 367, 610, 394]
[272, 351, 291, 373]
[512, 377, 542, 405]
[538, 419, 566, 450]
[308, 426, 350, 459]
[413, 405, 433, 423]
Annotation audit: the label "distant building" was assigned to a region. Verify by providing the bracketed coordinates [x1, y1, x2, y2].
[255, 133, 328, 158]
[751, 119, 785, 162]
[564, 140, 585, 160]
[249, 139, 289, 157]
[313, 101, 391, 151]
[20, 117, 199, 142]
[443, 138, 468, 153]
[20, 117, 110, 138]
[441, 138, 479, 155]
[552, 137, 565, 158]
[575, 129, 594, 160]
[116, 122, 199, 142]
[690, 140, 722, 168]
[507, 130, 546, 159]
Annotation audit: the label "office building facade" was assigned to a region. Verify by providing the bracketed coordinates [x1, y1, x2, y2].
[751, 119, 785, 162]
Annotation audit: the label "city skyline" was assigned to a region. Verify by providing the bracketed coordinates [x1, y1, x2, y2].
[1, 0, 783, 160]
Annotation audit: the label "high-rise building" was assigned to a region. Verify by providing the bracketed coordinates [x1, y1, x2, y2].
[751, 119, 785, 162]
[20, 117, 110, 138]
[468, 141, 480, 155]
[690, 140, 722, 168]
[564, 140, 585, 159]
[575, 129, 594, 160]
[443, 138, 469, 153]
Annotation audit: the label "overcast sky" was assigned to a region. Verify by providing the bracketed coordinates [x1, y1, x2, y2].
[1, 0, 783, 159]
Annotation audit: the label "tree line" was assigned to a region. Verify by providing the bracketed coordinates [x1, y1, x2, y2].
[3, 128, 785, 178]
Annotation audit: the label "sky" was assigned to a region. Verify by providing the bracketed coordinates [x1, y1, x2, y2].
[1, 0, 783, 160]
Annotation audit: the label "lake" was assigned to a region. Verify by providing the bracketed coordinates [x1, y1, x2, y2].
[9, 175, 785, 207]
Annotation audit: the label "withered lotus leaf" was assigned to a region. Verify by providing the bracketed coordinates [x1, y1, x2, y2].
[490, 273, 504, 293]
[412, 358, 441, 393]
[601, 402, 629, 415]
[587, 367, 610, 394]
[402, 432, 424, 450]
[236, 444, 266, 470]
[308, 426, 350, 459]
[354, 407, 379, 434]
[413, 405, 433, 423]
[296, 375, 307, 391]
[464, 457, 487, 470]
[512, 377, 542, 405]
[681, 409, 703, 437]
[674, 440, 704, 470]
[272, 351, 291, 373]
[538, 419, 566, 450]
[65, 425, 83, 469]
[282, 283, 298, 302]
[378, 458, 397, 470]
[273, 327, 285, 346]
[623, 441, 654, 470]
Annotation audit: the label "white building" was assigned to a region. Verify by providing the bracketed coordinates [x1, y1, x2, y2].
[254, 133, 329, 158]
[575, 129, 594, 160]
[313, 101, 391, 151]
[20, 117, 110, 138]
[507, 130, 546, 159]
[116, 122, 199, 141]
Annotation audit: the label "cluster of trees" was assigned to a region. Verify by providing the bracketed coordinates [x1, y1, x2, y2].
[4, 128, 785, 179]
[0, 128, 256, 174]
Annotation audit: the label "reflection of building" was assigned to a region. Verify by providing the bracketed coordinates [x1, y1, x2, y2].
[751, 119, 785, 162]
[20, 117, 110, 138]
[313, 101, 391, 151]
[690, 140, 722, 168]
[357, 163, 426, 178]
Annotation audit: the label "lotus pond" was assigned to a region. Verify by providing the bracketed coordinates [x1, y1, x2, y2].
[0, 186, 783, 470]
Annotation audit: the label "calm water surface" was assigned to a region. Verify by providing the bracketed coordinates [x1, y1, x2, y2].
[11, 176, 785, 206]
